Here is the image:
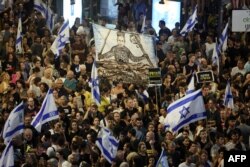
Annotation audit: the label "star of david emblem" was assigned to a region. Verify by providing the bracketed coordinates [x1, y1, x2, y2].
[179, 106, 190, 119]
[92, 78, 99, 87]
[58, 34, 67, 48]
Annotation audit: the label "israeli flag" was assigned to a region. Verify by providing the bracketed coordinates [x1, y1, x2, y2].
[156, 148, 169, 167]
[95, 127, 119, 164]
[0, 142, 14, 167]
[90, 61, 101, 106]
[223, 81, 234, 109]
[15, 17, 22, 54]
[31, 89, 59, 132]
[2, 102, 24, 144]
[34, 0, 54, 31]
[50, 20, 70, 58]
[212, 42, 220, 74]
[186, 73, 195, 94]
[164, 89, 206, 133]
[219, 22, 229, 52]
[180, 5, 198, 36]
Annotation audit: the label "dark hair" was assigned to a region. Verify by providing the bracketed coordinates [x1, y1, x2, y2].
[159, 20, 165, 25]
[128, 128, 136, 136]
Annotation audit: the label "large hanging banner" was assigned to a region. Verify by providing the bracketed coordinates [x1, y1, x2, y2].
[93, 24, 158, 84]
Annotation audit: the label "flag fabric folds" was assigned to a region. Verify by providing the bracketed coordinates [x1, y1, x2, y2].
[31, 89, 59, 132]
[219, 22, 229, 52]
[212, 42, 220, 74]
[186, 73, 195, 94]
[156, 148, 169, 167]
[90, 61, 101, 106]
[164, 89, 206, 133]
[180, 5, 198, 36]
[0, 141, 14, 167]
[34, 0, 54, 31]
[95, 127, 119, 164]
[50, 20, 70, 57]
[2, 102, 24, 144]
[15, 17, 22, 54]
[223, 81, 234, 109]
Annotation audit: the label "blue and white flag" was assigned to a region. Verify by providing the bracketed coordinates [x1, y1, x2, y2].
[15, 17, 22, 54]
[164, 89, 206, 133]
[90, 61, 101, 106]
[50, 20, 70, 58]
[95, 127, 119, 164]
[156, 148, 169, 167]
[31, 89, 59, 132]
[219, 22, 229, 52]
[186, 73, 195, 94]
[223, 81, 234, 109]
[180, 5, 198, 36]
[212, 42, 220, 74]
[34, 0, 54, 31]
[2, 102, 24, 144]
[0, 142, 14, 167]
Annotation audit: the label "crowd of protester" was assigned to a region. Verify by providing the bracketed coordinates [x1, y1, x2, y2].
[0, 0, 249, 167]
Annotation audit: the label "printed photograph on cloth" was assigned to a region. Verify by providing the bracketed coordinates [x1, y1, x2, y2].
[93, 24, 158, 84]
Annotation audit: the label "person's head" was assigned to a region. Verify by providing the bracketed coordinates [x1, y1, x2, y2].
[92, 117, 100, 126]
[128, 129, 136, 138]
[237, 59, 244, 69]
[165, 131, 173, 141]
[199, 129, 208, 139]
[136, 118, 143, 128]
[76, 112, 84, 121]
[159, 20, 165, 28]
[55, 79, 64, 88]
[113, 112, 121, 122]
[188, 53, 196, 63]
[106, 114, 114, 129]
[216, 133, 225, 145]
[24, 115, 32, 127]
[138, 142, 147, 153]
[183, 137, 190, 147]
[23, 128, 33, 141]
[147, 122, 155, 132]
[59, 95, 68, 106]
[27, 97, 35, 107]
[228, 115, 236, 128]
[202, 84, 210, 96]
[117, 32, 125, 47]
[185, 152, 194, 164]
[71, 119, 78, 131]
[230, 129, 240, 143]
[66, 70, 75, 79]
[146, 131, 155, 142]
[167, 141, 176, 152]
[198, 150, 208, 164]
[189, 141, 198, 153]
